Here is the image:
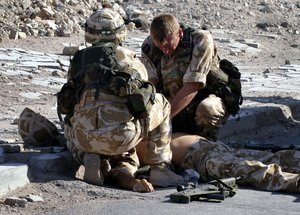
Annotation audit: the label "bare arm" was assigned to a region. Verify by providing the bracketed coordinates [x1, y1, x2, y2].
[170, 82, 202, 119]
[114, 171, 154, 193]
[169, 31, 217, 119]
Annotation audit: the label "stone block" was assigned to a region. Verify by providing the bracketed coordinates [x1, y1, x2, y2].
[0, 163, 30, 198]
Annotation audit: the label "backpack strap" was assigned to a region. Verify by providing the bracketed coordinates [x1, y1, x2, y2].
[179, 23, 195, 49]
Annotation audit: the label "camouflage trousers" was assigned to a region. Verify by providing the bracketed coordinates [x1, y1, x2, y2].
[65, 124, 139, 177]
[180, 138, 300, 193]
[69, 88, 172, 166]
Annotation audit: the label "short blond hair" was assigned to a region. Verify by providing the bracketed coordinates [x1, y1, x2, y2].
[150, 14, 180, 44]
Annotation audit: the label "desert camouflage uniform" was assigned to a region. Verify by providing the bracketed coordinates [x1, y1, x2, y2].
[141, 29, 228, 138]
[180, 138, 300, 193]
[66, 46, 172, 177]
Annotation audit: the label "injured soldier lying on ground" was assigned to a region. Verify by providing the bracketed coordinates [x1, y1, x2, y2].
[168, 133, 300, 193]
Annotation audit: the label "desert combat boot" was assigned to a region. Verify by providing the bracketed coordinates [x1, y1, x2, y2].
[149, 163, 184, 187]
[83, 153, 104, 186]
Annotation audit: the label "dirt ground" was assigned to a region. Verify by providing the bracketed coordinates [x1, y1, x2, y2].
[0, 0, 300, 214]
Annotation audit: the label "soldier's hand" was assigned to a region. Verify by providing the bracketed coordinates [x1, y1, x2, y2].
[133, 179, 154, 193]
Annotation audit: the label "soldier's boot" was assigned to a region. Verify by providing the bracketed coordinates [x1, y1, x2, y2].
[149, 163, 184, 187]
[83, 153, 104, 186]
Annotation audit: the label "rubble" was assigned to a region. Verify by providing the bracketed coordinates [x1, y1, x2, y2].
[3, 197, 27, 207]
[0, 0, 299, 44]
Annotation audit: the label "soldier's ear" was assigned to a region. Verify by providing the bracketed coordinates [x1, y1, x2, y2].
[178, 28, 183, 38]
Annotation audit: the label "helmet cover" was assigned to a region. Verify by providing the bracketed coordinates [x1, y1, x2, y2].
[85, 8, 127, 45]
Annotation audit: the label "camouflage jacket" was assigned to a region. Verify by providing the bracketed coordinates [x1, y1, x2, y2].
[141, 28, 219, 100]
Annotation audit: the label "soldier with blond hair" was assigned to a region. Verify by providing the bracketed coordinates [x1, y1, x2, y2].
[142, 14, 242, 141]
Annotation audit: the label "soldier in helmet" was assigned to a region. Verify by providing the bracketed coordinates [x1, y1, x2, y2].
[62, 8, 183, 192]
[141, 14, 242, 141]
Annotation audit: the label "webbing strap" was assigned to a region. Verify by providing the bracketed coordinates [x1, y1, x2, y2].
[85, 24, 126, 35]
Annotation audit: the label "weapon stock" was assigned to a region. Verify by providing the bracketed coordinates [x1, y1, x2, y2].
[170, 177, 241, 204]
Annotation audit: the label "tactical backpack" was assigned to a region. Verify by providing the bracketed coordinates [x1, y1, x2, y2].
[218, 59, 243, 116]
[178, 24, 243, 117]
[57, 42, 155, 121]
[206, 59, 243, 117]
[179, 24, 243, 117]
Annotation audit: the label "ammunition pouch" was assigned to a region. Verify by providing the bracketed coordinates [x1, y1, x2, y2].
[109, 71, 156, 119]
[127, 82, 155, 119]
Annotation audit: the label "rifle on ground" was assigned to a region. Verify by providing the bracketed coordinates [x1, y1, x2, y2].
[170, 177, 241, 203]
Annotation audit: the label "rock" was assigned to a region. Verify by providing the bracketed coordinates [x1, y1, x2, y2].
[4, 197, 27, 207]
[24, 194, 44, 202]
[0, 144, 24, 153]
[9, 30, 18, 40]
[38, 7, 56, 19]
[62, 45, 81, 56]
[127, 22, 136, 31]
[291, 44, 299, 48]
[18, 32, 27, 39]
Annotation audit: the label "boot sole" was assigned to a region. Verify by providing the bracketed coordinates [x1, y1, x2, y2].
[83, 153, 104, 186]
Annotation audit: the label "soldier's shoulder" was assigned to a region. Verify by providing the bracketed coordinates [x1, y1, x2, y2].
[141, 36, 155, 54]
[73, 48, 84, 57]
[115, 46, 148, 79]
[142, 35, 153, 45]
[192, 29, 213, 38]
[191, 29, 214, 44]
[116, 46, 137, 61]
[116, 45, 134, 55]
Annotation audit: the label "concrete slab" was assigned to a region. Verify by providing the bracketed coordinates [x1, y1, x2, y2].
[0, 147, 5, 164]
[28, 151, 77, 180]
[0, 150, 77, 197]
[0, 163, 30, 198]
[0, 69, 31, 76]
[220, 101, 300, 138]
[219, 113, 257, 138]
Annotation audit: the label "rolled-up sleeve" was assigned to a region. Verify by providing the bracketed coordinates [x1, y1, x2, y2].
[183, 30, 216, 87]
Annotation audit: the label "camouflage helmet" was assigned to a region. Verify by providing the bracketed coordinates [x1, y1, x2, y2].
[18, 107, 60, 147]
[85, 8, 127, 45]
